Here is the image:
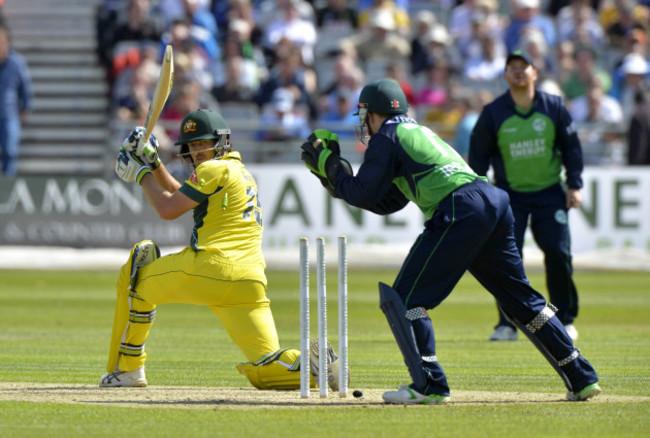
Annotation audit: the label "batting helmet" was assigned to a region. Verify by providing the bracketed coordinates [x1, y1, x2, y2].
[175, 109, 231, 161]
[354, 79, 408, 117]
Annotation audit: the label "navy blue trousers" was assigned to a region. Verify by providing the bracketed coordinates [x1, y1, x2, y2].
[497, 183, 578, 328]
[392, 179, 597, 395]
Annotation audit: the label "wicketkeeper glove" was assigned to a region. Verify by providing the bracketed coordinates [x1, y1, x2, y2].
[115, 149, 151, 184]
[300, 129, 352, 196]
[121, 127, 162, 169]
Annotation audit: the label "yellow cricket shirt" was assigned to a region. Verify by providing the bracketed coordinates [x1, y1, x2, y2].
[178, 152, 266, 284]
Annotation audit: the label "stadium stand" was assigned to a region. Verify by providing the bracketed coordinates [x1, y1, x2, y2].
[5, 0, 110, 176]
[3, 0, 647, 175]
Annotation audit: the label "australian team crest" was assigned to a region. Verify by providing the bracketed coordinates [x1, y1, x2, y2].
[183, 119, 197, 133]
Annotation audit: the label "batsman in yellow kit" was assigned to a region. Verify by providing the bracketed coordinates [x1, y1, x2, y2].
[101, 109, 342, 390]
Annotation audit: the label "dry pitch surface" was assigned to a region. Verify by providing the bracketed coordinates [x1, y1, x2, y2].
[0, 383, 647, 409]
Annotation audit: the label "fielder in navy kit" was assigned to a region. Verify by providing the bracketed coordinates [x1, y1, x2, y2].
[469, 50, 583, 342]
[300, 78, 601, 405]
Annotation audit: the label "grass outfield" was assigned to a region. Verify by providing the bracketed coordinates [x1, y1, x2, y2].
[0, 268, 648, 437]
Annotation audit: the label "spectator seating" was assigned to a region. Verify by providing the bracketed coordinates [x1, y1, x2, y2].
[3, 0, 641, 176]
[5, 0, 110, 176]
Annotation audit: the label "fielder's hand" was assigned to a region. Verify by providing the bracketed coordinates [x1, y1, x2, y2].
[115, 149, 151, 184]
[121, 127, 162, 169]
[300, 130, 352, 194]
[566, 188, 582, 209]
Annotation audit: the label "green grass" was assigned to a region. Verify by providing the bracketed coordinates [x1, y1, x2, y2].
[0, 269, 649, 437]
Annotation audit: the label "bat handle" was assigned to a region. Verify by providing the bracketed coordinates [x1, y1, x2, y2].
[137, 123, 154, 153]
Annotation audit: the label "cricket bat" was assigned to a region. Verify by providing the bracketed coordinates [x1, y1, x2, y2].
[137, 44, 174, 157]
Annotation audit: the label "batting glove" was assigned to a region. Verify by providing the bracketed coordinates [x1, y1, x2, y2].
[140, 134, 161, 169]
[121, 127, 161, 169]
[121, 127, 145, 153]
[115, 149, 151, 184]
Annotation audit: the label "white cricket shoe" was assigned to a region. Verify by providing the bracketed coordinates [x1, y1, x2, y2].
[309, 338, 349, 392]
[99, 368, 147, 387]
[564, 324, 579, 341]
[382, 384, 450, 405]
[489, 325, 518, 341]
[567, 382, 601, 401]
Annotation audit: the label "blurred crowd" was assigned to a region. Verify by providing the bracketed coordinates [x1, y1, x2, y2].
[94, 0, 650, 164]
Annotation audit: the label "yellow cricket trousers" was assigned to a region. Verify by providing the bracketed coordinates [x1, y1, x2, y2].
[106, 245, 299, 386]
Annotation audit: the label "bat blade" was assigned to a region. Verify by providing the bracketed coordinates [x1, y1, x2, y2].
[138, 44, 174, 155]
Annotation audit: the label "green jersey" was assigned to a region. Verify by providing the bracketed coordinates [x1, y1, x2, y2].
[393, 122, 479, 218]
[334, 116, 479, 219]
[468, 90, 583, 193]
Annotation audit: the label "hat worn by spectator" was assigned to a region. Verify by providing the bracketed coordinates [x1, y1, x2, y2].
[414, 10, 436, 27]
[476, 0, 497, 11]
[426, 24, 451, 46]
[506, 49, 536, 68]
[370, 10, 396, 31]
[622, 53, 649, 75]
[517, 0, 540, 9]
[229, 19, 251, 37]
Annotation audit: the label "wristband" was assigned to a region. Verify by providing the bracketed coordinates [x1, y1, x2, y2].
[136, 166, 152, 184]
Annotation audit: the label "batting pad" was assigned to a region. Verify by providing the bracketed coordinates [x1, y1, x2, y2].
[236, 348, 312, 390]
[106, 240, 159, 373]
[378, 282, 428, 390]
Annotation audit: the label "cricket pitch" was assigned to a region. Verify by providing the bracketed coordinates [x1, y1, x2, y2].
[0, 382, 647, 410]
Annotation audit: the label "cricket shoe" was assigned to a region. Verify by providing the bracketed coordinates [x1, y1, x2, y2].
[489, 325, 518, 341]
[564, 324, 579, 341]
[566, 382, 601, 401]
[382, 384, 450, 405]
[309, 338, 350, 392]
[129, 240, 160, 289]
[99, 368, 147, 387]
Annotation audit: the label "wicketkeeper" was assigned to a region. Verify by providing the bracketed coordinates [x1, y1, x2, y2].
[300, 79, 601, 404]
[100, 109, 342, 390]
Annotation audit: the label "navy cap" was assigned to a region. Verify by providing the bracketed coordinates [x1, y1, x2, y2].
[506, 49, 535, 68]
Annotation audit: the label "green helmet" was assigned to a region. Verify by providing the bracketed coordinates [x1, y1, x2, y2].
[175, 109, 231, 145]
[354, 79, 408, 144]
[355, 79, 408, 117]
[175, 109, 231, 161]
